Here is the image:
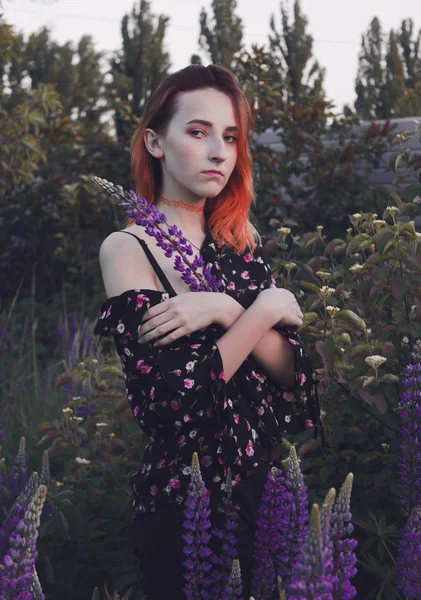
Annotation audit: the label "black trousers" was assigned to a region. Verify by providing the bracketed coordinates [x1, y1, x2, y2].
[130, 463, 274, 600]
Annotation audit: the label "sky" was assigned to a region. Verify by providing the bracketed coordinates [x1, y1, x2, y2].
[2, 0, 421, 111]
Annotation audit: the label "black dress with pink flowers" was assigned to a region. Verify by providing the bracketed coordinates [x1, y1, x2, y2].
[93, 227, 323, 516]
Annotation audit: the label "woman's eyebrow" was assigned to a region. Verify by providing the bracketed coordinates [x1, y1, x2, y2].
[185, 118, 238, 132]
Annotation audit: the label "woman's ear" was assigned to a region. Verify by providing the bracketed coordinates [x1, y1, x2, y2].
[144, 128, 164, 159]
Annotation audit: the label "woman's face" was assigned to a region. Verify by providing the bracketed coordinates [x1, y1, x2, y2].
[146, 87, 239, 202]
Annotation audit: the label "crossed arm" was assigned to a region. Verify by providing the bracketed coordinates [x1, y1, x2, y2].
[214, 294, 294, 388]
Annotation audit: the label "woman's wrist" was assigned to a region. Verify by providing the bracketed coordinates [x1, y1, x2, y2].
[213, 294, 245, 329]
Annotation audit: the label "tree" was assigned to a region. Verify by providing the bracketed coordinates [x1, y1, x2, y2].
[355, 16, 421, 119]
[1, 23, 108, 136]
[268, 0, 326, 106]
[107, 0, 171, 139]
[194, 0, 244, 69]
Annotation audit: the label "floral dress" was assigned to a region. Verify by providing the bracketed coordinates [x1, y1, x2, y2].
[93, 227, 323, 516]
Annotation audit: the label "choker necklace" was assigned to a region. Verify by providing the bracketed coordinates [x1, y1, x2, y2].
[158, 196, 205, 213]
[159, 196, 204, 252]
[157, 196, 207, 252]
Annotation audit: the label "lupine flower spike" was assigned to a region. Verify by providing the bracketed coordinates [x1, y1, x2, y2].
[279, 442, 309, 586]
[91, 177, 222, 293]
[396, 505, 421, 598]
[250, 467, 282, 600]
[4, 437, 29, 513]
[0, 484, 47, 600]
[182, 452, 213, 600]
[330, 473, 357, 599]
[397, 345, 421, 517]
[287, 504, 335, 599]
[319, 488, 337, 590]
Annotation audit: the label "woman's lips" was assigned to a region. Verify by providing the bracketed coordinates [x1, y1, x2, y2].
[203, 171, 223, 177]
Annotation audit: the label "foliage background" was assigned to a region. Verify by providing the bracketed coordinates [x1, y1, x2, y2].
[1, 1, 421, 598]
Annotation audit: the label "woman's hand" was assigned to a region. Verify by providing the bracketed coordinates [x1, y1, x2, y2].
[137, 292, 221, 347]
[255, 287, 304, 330]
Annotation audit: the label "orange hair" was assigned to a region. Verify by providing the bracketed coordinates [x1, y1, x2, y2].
[128, 64, 262, 255]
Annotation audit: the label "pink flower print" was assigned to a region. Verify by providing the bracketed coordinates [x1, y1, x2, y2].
[133, 406, 140, 417]
[243, 252, 253, 262]
[206, 407, 213, 418]
[234, 473, 242, 484]
[171, 400, 180, 411]
[201, 455, 213, 467]
[182, 466, 192, 476]
[212, 474, 221, 483]
[189, 430, 197, 438]
[227, 281, 236, 290]
[156, 459, 165, 469]
[116, 323, 125, 333]
[245, 442, 254, 457]
[150, 485, 158, 496]
[136, 294, 150, 309]
[285, 415, 291, 423]
[251, 370, 265, 383]
[241, 270, 250, 280]
[170, 478, 180, 489]
[105, 306, 112, 318]
[305, 419, 314, 429]
[191, 344, 201, 349]
[299, 372, 307, 385]
[256, 406, 264, 416]
[176, 435, 186, 446]
[234, 414, 240, 424]
[174, 369, 182, 376]
[283, 391, 294, 402]
[186, 361, 196, 372]
[183, 414, 191, 422]
[248, 284, 258, 290]
[136, 359, 153, 374]
[184, 378, 194, 389]
[288, 338, 298, 345]
[150, 386, 155, 400]
[219, 371, 225, 380]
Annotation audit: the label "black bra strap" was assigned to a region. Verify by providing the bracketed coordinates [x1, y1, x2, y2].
[117, 231, 178, 297]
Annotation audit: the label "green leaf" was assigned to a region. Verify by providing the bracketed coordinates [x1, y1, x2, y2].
[336, 309, 367, 331]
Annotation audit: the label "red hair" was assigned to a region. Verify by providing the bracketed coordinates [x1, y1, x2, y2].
[128, 64, 261, 254]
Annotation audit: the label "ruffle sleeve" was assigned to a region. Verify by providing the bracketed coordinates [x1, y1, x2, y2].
[93, 289, 226, 436]
[247, 244, 326, 457]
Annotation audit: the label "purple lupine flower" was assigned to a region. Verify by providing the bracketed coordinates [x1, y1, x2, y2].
[396, 505, 421, 598]
[287, 504, 335, 599]
[0, 484, 47, 600]
[330, 473, 357, 600]
[181, 452, 214, 600]
[398, 352, 421, 517]
[279, 444, 309, 584]
[224, 558, 244, 600]
[207, 468, 241, 599]
[251, 466, 286, 600]
[0, 472, 40, 560]
[319, 488, 337, 587]
[92, 177, 223, 293]
[3, 437, 29, 515]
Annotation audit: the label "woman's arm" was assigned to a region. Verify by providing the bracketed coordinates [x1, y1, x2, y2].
[214, 295, 294, 387]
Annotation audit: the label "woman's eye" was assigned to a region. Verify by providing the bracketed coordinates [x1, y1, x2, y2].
[189, 130, 237, 143]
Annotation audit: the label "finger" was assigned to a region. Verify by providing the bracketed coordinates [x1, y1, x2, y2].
[139, 312, 172, 337]
[154, 327, 184, 347]
[141, 299, 170, 324]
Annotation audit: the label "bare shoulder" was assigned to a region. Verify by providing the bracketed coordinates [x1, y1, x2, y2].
[98, 229, 157, 299]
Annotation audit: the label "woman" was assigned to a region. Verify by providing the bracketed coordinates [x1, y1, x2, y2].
[94, 64, 323, 600]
